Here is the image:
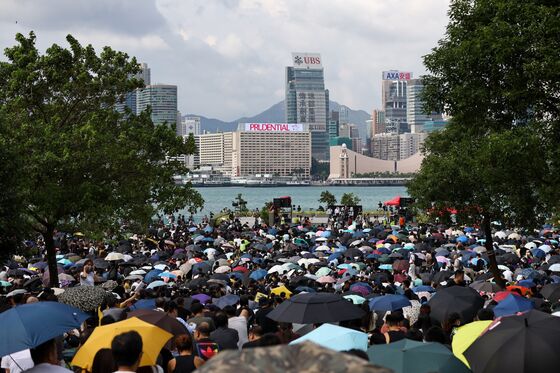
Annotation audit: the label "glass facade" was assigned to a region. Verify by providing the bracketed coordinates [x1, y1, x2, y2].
[136, 85, 178, 127]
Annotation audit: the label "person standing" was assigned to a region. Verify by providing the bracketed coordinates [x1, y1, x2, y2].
[167, 335, 204, 373]
[111, 331, 143, 373]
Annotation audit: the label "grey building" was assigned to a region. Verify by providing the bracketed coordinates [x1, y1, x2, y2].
[407, 78, 443, 133]
[116, 62, 151, 115]
[285, 53, 329, 160]
[136, 84, 178, 127]
[382, 73, 410, 134]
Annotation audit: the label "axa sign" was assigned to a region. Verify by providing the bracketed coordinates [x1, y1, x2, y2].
[292, 52, 322, 68]
[382, 70, 412, 80]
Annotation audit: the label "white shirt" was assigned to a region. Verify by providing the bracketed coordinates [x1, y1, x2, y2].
[228, 316, 248, 350]
[1, 350, 34, 373]
[23, 363, 72, 373]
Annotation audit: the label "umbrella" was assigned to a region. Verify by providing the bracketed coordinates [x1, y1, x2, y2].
[195, 341, 388, 373]
[548, 263, 560, 272]
[159, 271, 177, 279]
[0, 280, 11, 287]
[470, 281, 500, 293]
[192, 293, 211, 304]
[392, 259, 409, 272]
[369, 294, 411, 312]
[215, 266, 231, 274]
[493, 294, 534, 317]
[428, 286, 484, 323]
[343, 294, 366, 305]
[144, 269, 163, 283]
[541, 283, 560, 303]
[214, 294, 241, 309]
[127, 309, 188, 336]
[271, 285, 293, 299]
[0, 301, 89, 357]
[58, 285, 108, 312]
[315, 267, 331, 277]
[316, 275, 336, 284]
[367, 339, 470, 373]
[72, 317, 172, 370]
[464, 310, 560, 373]
[105, 252, 124, 261]
[290, 324, 368, 351]
[267, 292, 365, 324]
[451, 320, 492, 368]
[146, 280, 166, 290]
[129, 299, 156, 311]
[249, 269, 268, 281]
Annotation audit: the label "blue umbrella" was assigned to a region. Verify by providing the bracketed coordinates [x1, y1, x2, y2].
[521, 268, 540, 280]
[493, 294, 534, 317]
[530, 248, 546, 259]
[159, 271, 177, 279]
[214, 294, 240, 309]
[456, 235, 468, 244]
[144, 269, 163, 283]
[290, 324, 368, 351]
[412, 285, 435, 293]
[203, 226, 213, 233]
[369, 294, 411, 312]
[379, 264, 393, 271]
[295, 286, 316, 293]
[328, 252, 343, 262]
[0, 301, 88, 357]
[202, 237, 214, 242]
[129, 299, 156, 311]
[518, 279, 535, 288]
[249, 269, 267, 281]
[147, 280, 166, 289]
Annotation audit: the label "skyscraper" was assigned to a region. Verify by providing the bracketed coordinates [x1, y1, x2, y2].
[136, 84, 178, 127]
[116, 62, 151, 115]
[407, 78, 443, 133]
[285, 53, 329, 160]
[382, 70, 412, 134]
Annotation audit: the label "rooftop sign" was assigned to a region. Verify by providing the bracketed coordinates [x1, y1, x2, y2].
[242, 123, 304, 132]
[292, 53, 322, 69]
[382, 70, 412, 80]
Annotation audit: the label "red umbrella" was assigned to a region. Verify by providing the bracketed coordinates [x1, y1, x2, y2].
[232, 266, 249, 273]
[384, 196, 401, 206]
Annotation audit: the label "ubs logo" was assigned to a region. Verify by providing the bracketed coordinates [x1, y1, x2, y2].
[294, 56, 303, 65]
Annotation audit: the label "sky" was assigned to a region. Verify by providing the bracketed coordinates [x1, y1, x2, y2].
[0, 0, 451, 121]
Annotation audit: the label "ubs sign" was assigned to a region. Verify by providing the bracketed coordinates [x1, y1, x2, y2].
[382, 70, 412, 80]
[292, 52, 322, 69]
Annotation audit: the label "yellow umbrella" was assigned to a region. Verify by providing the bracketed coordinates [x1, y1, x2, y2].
[146, 238, 159, 245]
[271, 285, 293, 299]
[452, 320, 492, 367]
[73, 232, 85, 237]
[72, 317, 172, 370]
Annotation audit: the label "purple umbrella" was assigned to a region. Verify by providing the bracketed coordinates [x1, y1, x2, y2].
[32, 262, 48, 270]
[349, 285, 371, 297]
[192, 293, 211, 304]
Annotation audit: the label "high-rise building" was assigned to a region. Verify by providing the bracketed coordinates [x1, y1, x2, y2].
[195, 132, 234, 175]
[382, 70, 412, 134]
[116, 62, 151, 115]
[399, 132, 427, 159]
[177, 116, 201, 138]
[369, 110, 386, 137]
[285, 53, 329, 160]
[407, 78, 444, 133]
[371, 132, 426, 161]
[136, 84, 178, 127]
[232, 123, 311, 177]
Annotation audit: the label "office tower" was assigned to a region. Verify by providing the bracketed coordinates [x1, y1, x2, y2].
[177, 116, 201, 138]
[136, 84, 178, 126]
[370, 110, 385, 137]
[285, 53, 329, 160]
[382, 70, 412, 134]
[116, 63, 151, 115]
[407, 78, 444, 133]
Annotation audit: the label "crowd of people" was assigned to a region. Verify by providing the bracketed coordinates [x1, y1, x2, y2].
[1, 207, 560, 372]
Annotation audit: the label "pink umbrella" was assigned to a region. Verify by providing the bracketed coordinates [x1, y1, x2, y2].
[316, 276, 336, 284]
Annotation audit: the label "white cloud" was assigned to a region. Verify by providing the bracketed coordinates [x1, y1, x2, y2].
[0, 0, 451, 120]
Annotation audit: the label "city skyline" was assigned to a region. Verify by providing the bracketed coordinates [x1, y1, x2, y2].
[0, 0, 450, 121]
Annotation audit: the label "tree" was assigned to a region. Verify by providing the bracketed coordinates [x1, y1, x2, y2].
[408, 0, 560, 288]
[318, 190, 337, 207]
[0, 33, 203, 286]
[340, 193, 361, 206]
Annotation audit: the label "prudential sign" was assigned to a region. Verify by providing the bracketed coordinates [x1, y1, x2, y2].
[292, 53, 322, 69]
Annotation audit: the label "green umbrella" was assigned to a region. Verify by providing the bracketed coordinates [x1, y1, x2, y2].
[315, 267, 331, 277]
[0, 281, 12, 287]
[367, 339, 470, 373]
[343, 294, 366, 305]
[378, 254, 392, 264]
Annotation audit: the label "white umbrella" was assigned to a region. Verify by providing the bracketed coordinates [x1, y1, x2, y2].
[268, 265, 284, 274]
[349, 240, 363, 247]
[125, 275, 143, 281]
[215, 266, 231, 274]
[130, 269, 146, 275]
[105, 252, 124, 261]
[498, 265, 510, 271]
[524, 242, 537, 249]
[549, 263, 560, 272]
[494, 231, 507, 239]
[154, 264, 168, 271]
[473, 246, 487, 253]
[315, 237, 327, 242]
[316, 245, 331, 252]
[539, 245, 552, 253]
[508, 232, 522, 240]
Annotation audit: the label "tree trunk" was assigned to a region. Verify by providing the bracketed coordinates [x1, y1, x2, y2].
[483, 216, 506, 289]
[44, 225, 60, 288]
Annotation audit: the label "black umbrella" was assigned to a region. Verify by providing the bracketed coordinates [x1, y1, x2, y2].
[540, 283, 560, 303]
[93, 258, 109, 270]
[496, 253, 520, 265]
[464, 310, 560, 373]
[266, 292, 365, 324]
[428, 286, 484, 323]
[343, 248, 362, 258]
[470, 281, 500, 293]
[432, 270, 453, 284]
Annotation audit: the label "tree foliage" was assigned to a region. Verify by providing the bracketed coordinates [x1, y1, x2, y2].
[318, 191, 337, 207]
[0, 32, 203, 285]
[340, 193, 361, 206]
[409, 0, 560, 288]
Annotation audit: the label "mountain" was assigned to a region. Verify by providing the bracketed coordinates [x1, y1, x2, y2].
[187, 100, 371, 137]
